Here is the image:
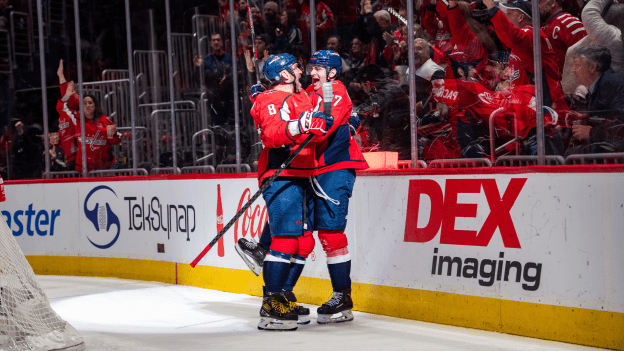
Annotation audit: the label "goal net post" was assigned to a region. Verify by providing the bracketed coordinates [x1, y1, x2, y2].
[0, 215, 85, 351]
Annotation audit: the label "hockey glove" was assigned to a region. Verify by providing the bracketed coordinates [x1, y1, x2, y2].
[250, 82, 266, 99]
[298, 111, 334, 136]
[348, 113, 362, 137]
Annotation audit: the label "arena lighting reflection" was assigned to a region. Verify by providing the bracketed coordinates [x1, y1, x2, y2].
[49, 285, 253, 334]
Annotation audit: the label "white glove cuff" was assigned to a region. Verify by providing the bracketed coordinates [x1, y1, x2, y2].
[288, 120, 301, 137]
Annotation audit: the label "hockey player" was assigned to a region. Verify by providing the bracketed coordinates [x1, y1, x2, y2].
[250, 53, 333, 331]
[239, 50, 368, 325]
[303, 50, 368, 324]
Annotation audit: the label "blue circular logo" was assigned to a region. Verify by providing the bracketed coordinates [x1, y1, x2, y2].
[84, 185, 120, 249]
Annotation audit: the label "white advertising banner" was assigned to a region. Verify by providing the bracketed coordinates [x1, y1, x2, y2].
[2, 172, 623, 314]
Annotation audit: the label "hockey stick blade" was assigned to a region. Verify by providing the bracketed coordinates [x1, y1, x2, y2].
[190, 133, 315, 268]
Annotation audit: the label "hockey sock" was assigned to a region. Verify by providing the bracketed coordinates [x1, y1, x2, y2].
[327, 247, 351, 292]
[259, 224, 272, 251]
[283, 230, 314, 291]
[318, 230, 351, 291]
[283, 255, 306, 292]
[263, 250, 292, 293]
[263, 236, 298, 293]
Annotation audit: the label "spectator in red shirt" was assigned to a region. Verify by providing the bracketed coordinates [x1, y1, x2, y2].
[484, 0, 570, 155]
[445, 1, 497, 80]
[484, 0, 567, 112]
[57, 81, 121, 173]
[56, 60, 77, 171]
[539, 0, 587, 75]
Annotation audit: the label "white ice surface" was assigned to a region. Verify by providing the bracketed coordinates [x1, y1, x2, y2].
[39, 275, 604, 351]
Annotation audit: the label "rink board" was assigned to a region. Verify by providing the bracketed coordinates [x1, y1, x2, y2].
[3, 167, 623, 349]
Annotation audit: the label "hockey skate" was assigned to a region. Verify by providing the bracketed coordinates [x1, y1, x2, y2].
[235, 238, 267, 276]
[258, 290, 298, 331]
[317, 289, 354, 324]
[284, 291, 310, 325]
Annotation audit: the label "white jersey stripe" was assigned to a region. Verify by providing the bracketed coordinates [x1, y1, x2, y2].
[560, 16, 576, 24]
[265, 254, 290, 264]
[566, 20, 583, 28]
[62, 102, 78, 125]
[571, 27, 586, 35]
[327, 253, 351, 265]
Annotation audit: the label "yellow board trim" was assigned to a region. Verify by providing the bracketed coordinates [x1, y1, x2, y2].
[27, 256, 624, 350]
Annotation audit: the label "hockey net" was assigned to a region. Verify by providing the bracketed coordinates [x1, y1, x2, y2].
[0, 217, 85, 351]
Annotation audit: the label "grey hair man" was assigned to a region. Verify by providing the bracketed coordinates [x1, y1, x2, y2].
[568, 45, 624, 149]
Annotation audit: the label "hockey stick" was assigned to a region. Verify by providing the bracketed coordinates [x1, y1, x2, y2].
[387, 7, 419, 37]
[387, 8, 408, 27]
[247, 0, 261, 83]
[190, 135, 313, 267]
[190, 83, 334, 268]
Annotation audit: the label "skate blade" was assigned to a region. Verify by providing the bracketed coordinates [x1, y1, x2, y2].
[234, 243, 262, 276]
[317, 310, 354, 324]
[298, 315, 311, 325]
[258, 317, 298, 331]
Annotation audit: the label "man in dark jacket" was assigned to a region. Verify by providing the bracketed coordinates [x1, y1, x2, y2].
[351, 1, 396, 69]
[569, 45, 624, 152]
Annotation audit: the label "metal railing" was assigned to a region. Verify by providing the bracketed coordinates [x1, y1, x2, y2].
[151, 167, 181, 175]
[565, 153, 624, 165]
[48, 171, 81, 179]
[216, 164, 251, 173]
[489, 107, 520, 164]
[192, 128, 216, 166]
[116, 126, 149, 169]
[134, 50, 169, 104]
[428, 158, 492, 168]
[88, 168, 149, 177]
[47, 0, 67, 38]
[10, 12, 33, 71]
[496, 155, 565, 167]
[0, 29, 11, 73]
[181, 165, 215, 174]
[191, 15, 221, 54]
[172, 33, 198, 98]
[149, 109, 202, 165]
[102, 69, 130, 81]
[398, 160, 427, 169]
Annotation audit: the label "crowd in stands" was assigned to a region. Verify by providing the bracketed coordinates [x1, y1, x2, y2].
[206, 0, 624, 162]
[2, 0, 624, 178]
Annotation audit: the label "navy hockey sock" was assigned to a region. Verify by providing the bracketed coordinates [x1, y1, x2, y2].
[327, 261, 351, 291]
[327, 248, 351, 291]
[259, 224, 272, 251]
[263, 249, 292, 293]
[283, 255, 306, 291]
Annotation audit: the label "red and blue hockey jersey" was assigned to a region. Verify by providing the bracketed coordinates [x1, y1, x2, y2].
[250, 89, 317, 183]
[305, 81, 369, 174]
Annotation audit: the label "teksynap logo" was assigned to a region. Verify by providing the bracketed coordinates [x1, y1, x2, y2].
[84, 185, 121, 249]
